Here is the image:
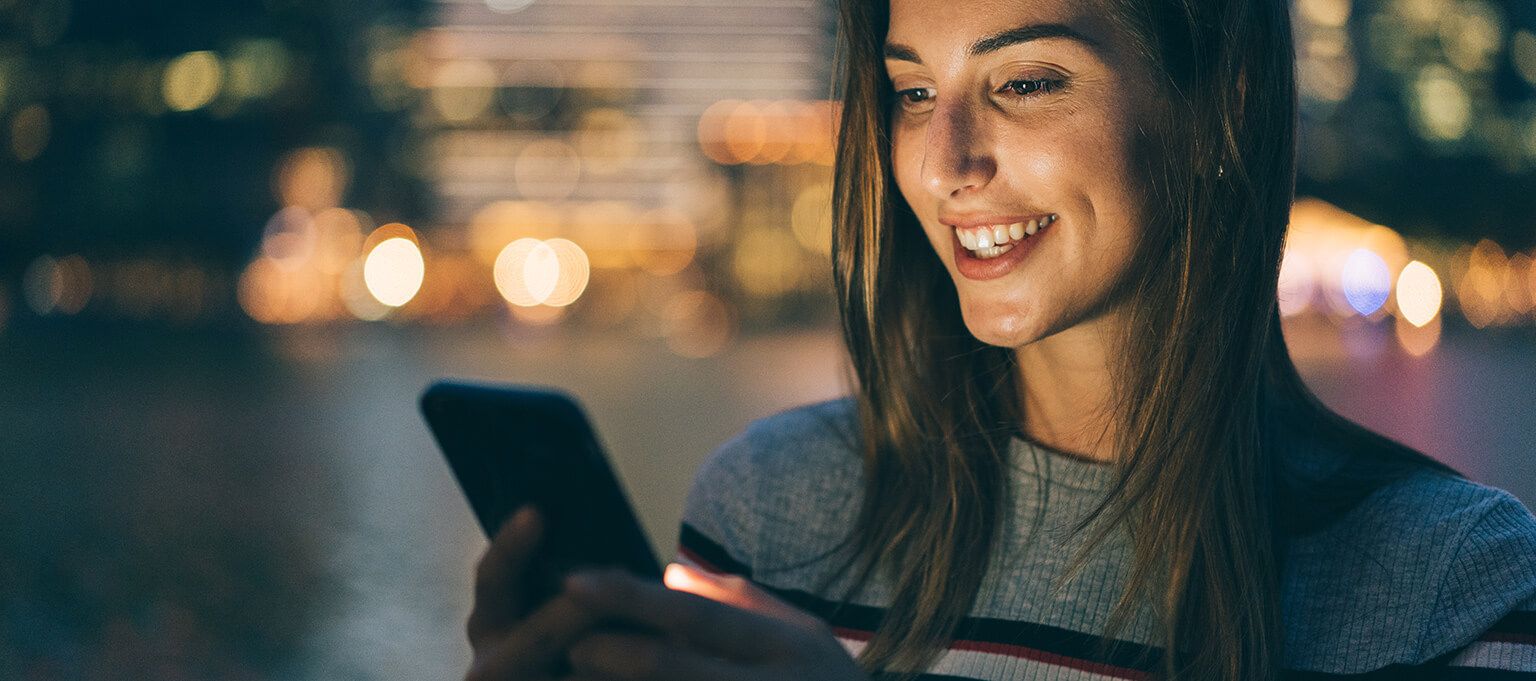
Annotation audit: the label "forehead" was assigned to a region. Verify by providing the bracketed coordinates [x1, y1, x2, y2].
[886, 0, 1115, 60]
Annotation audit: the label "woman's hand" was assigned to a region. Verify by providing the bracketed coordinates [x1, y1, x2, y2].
[559, 565, 870, 681]
[464, 506, 602, 681]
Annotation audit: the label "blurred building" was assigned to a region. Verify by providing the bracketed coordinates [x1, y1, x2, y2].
[407, 0, 841, 339]
[3, 0, 1536, 352]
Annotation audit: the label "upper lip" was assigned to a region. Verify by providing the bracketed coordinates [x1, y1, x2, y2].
[938, 213, 1052, 229]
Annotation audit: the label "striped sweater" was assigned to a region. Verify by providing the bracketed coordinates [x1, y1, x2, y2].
[671, 397, 1536, 680]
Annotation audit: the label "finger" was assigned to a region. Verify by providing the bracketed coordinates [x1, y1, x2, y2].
[465, 591, 602, 681]
[468, 505, 542, 644]
[663, 563, 816, 627]
[566, 631, 747, 681]
[564, 569, 789, 661]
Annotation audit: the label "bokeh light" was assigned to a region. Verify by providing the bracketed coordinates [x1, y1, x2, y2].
[493, 238, 590, 308]
[753, 100, 795, 165]
[498, 60, 564, 123]
[53, 256, 93, 315]
[274, 147, 350, 211]
[524, 241, 560, 304]
[541, 238, 591, 307]
[495, 238, 549, 307]
[163, 51, 224, 112]
[239, 257, 324, 324]
[470, 200, 561, 264]
[1341, 248, 1391, 316]
[1395, 260, 1443, 327]
[1298, 29, 1358, 104]
[486, 0, 535, 13]
[698, 99, 841, 166]
[1298, 0, 1351, 28]
[23, 255, 62, 315]
[1277, 247, 1317, 317]
[363, 238, 425, 307]
[1411, 64, 1472, 142]
[1439, 1, 1503, 73]
[341, 259, 391, 321]
[261, 207, 319, 269]
[697, 99, 739, 165]
[431, 59, 497, 123]
[1513, 30, 1536, 87]
[732, 228, 804, 297]
[227, 39, 290, 101]
[10, 104, 50, 162]
[1503, 253, 1532, 316]
[790, 183, 834, 257]
[311, 208, 368, 274]
[1395, 312, 1442, 357]
[724, 100, 767, 164]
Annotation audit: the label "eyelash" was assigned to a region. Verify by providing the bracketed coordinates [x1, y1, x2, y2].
[895, 77, 1066, 107]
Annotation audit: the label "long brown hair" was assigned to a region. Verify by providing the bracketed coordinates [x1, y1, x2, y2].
[820, 1, 1464, 679]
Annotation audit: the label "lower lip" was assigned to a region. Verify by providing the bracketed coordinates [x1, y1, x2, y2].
[952, 224, 1049, 281]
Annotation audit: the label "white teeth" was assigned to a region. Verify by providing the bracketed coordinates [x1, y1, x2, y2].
[952, 215, 1056, 255]
[972, 242, 1016, 259]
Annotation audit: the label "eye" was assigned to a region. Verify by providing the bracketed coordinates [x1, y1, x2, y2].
[894, 87, 935, 109]
[999, 78, 1066, 97]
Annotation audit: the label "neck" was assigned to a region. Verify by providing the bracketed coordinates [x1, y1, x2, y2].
[1012, 314, 1122, 464]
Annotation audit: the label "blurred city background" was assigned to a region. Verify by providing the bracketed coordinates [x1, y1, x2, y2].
[2, 0, 1535, 678]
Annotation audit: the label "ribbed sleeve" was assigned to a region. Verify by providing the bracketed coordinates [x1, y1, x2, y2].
[672, 397, 1536, 679]
[1417, 488, 1536, 662]
[674, 426, 761, 578]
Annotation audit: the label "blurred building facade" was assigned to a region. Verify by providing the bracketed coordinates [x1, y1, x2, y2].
[3, 0, 1536, 357]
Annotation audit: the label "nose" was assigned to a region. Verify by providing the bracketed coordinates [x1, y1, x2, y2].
[919, 97, 996, 199]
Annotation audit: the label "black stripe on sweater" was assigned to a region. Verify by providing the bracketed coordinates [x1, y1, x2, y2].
[677, 522, 753, 578]
[678, 523, 1536, 680]
[1488, 609, 1536, 637]
[678, 523, 1161, 673]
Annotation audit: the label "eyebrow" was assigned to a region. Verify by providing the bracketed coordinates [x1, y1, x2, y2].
[883, 23, 1100, 65]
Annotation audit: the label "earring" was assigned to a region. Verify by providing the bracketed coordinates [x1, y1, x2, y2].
[1216, 163, 1226, 179]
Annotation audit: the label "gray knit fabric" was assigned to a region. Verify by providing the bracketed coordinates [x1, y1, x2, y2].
[675, 396, 1536, 678]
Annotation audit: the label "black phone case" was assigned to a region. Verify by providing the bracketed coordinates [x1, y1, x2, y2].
[421, 380, 663, 611]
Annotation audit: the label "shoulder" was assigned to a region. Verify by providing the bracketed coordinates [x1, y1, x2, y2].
[1283, 465, 1536, 672]
[705, 395, 861, 485]
[677, 397, 864, 576]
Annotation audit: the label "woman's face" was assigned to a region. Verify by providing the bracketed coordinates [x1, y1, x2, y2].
[886, 0, 1161, 348]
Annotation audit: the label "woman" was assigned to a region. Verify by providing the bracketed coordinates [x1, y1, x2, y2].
[462, 0, 1536, 679]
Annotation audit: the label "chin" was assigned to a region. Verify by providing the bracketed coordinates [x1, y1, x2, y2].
[957, 296, 1048, 348]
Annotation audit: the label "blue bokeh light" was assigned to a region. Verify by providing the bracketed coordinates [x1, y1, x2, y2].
[1341, 248, 1391, 316]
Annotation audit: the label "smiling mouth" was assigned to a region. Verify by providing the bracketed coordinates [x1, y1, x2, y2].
[950, 214, 1057, 259]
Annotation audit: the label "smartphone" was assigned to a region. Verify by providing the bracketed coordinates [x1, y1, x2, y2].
[420, 380, 663, 612]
